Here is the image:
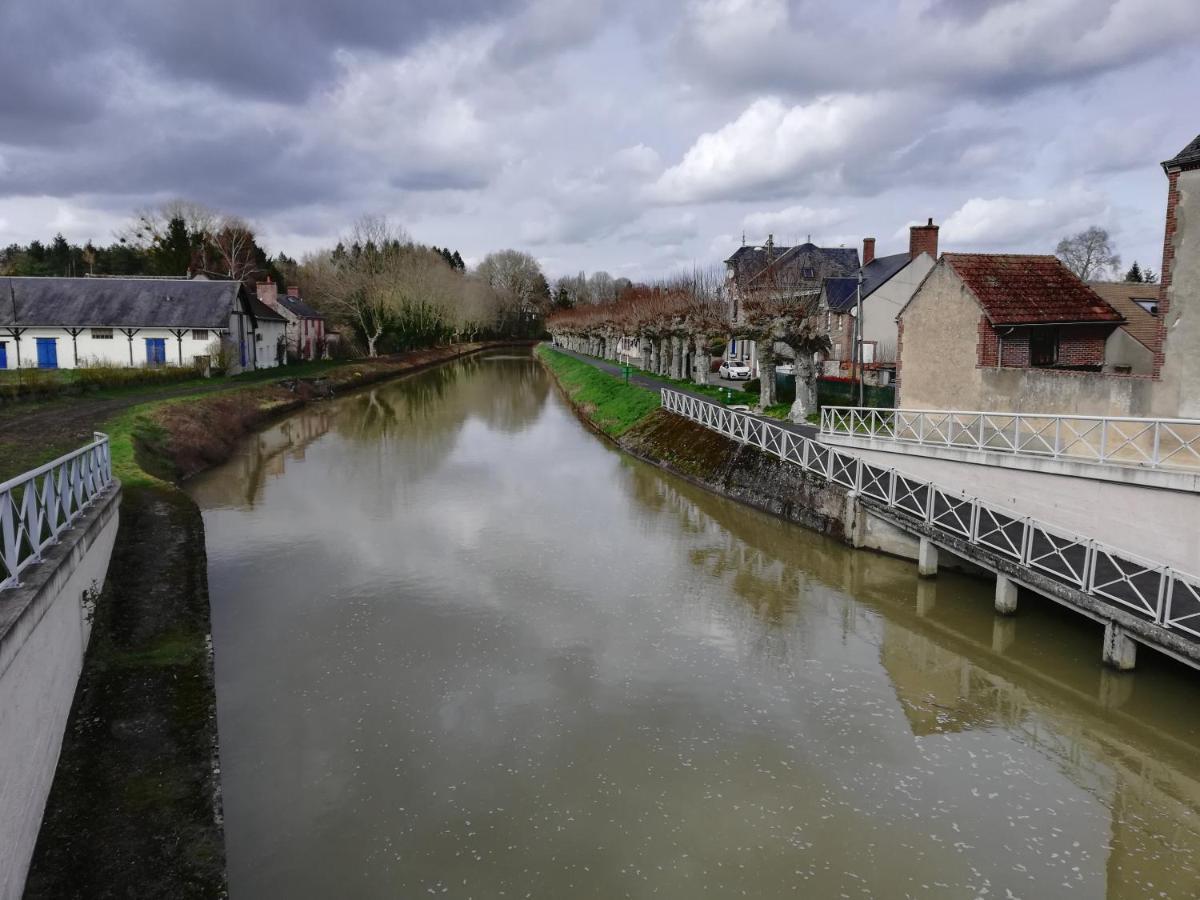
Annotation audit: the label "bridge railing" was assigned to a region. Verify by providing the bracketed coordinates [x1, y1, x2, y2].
[663, 389, 1200, 641]
[820, 406, 1200, 473]
[0, 432, 114, 592]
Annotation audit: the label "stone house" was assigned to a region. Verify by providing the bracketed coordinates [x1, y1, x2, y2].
[896, 254, 1126, 414]
[723, 235, 860, 376]
[256, 282, 327, 361]
[0, 275, 286, 374]
[1154, 133, 1200, 417]
[819, 220, 940, 378]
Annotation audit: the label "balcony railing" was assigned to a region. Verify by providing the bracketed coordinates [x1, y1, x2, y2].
[662, 390, 1200, 642]
[820, 406, 1200, 474]
[1, 433, 114, 591]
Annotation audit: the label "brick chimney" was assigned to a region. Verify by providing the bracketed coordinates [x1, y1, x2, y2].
[862, 237, 876, 266]
[909, 218, 939, 260]
[287, 285, 300, 298]
[256, 280, 281, 312]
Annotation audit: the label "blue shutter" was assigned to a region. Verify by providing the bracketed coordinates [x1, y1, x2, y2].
[0, 342, 6, 370]
[36, 338, 58, 369]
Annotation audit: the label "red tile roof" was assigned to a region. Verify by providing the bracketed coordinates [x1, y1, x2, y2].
[943, 254, 1124, 326]
[1087, 282, 1161, 350]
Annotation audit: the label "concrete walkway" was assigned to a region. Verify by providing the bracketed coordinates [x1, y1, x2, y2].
[549, 345, 818, 438]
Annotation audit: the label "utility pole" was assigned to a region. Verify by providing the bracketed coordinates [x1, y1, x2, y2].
[855, 269, 864, 407]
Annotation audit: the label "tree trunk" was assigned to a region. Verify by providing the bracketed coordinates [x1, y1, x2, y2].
[670, 336, 683, 379]
[641, 338, 653, 371]
[692, 335, 710, 386]
[789, 354, 818, 422]
[658, 338, 670, 376]
[759, 354, 777, 408]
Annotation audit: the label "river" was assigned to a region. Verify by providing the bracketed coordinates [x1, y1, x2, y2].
[189, 348, 1200, 898]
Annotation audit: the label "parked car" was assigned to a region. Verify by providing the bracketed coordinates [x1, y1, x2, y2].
[718, 359, 752, 380]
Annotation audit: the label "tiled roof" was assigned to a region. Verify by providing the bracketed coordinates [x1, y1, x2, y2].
[943, 254, 1123, 326]
[1164, 133, 1200, 171]
[0, 276, 249, 328]
[250, 298, 286, 321]
[1087, 282, 1161, 350]
[279, 295, 324, 319]
[823, 277, 858, 312]
[726, 242, 859, 283]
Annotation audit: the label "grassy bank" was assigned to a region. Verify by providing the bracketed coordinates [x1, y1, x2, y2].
[536, 345, 660, 437]
[21, 341, 524, 898]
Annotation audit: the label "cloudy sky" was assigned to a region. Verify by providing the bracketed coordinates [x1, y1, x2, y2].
[1, 0, 1198, 280]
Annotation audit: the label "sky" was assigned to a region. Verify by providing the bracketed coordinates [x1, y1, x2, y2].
[1, 0, 1198, 281]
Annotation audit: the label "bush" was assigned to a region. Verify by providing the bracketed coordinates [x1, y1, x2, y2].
[743, 378, 761, 395]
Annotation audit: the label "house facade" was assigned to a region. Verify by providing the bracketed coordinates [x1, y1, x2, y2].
[256, 281, 327, 361]
[723, 236, 860, 376]
[1154, 133, 1200, 417]
[896, 254, 1127, 414]
[819, 221, 940, 378]
[0, 276, 285, 374]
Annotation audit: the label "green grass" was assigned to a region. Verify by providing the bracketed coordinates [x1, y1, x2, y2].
[537, 345, 660, 436]
[762, 403, 792, 420]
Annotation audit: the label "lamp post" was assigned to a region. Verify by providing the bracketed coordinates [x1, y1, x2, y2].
[855, 269, 864, 408]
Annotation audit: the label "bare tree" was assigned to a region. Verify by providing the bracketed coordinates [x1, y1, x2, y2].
[199, 216, 263, 284]
[1056, 226, 1121, 281]
[304, 215, 412, 357]
[122, 199, 218, 250]
[475, 250, 549, 335]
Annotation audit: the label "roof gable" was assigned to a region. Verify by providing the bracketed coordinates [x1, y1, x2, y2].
[1086, 282, 1161, 350]
[942, 254, 1123, 326]
[0, 277, 247, 329]
[1164, 133, 1200, 171]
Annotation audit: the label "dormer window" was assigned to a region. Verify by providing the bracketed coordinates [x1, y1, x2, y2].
[801, 267, 816, 279]
[1134, 299, 1159, 315]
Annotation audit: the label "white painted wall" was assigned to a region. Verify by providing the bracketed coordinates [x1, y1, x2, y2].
[839, 442, 1199, 574]
[0, 492, 120, 900]
[1, 327, 224, 370]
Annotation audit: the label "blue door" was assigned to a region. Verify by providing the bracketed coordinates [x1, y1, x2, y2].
[0, 342, 7, 370]
[36, 338, 58, 369]
[145, 338, 166, 367]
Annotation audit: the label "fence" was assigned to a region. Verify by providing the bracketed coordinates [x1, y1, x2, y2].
[0, 433, 114, 591]
[820, 406, 1200, 474]
[662, 389, 1200, 642]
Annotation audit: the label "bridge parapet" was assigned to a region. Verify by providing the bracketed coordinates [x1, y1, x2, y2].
[662, 389, 1200, 670]
[821, 406, 1200, 490]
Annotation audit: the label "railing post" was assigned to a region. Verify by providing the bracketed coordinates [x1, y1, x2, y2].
[1156, 568, 1171, 625]
[1152, 422, 1161, 467]
[1054, 416, 1062, 459]
[1100, 419, 1108, 463]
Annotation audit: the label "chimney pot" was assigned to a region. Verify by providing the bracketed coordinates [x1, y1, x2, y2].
[862, 237, 876, 266]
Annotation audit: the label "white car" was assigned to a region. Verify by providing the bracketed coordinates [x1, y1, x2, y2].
[718, 359, 752, 380]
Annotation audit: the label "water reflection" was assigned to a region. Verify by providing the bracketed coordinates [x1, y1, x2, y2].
[191, 349, 1200, 898]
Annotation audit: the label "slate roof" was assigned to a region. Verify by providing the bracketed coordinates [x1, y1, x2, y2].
[0, 276, 258, 328]
[726, 242, 859, 283]
[822, 252, 913, 313]
[250, 298, 286, 322]
[1163, 133, 1200, 171]
[278, 295, 324, 319]
[943, 254, 1123, 326]
[1087, 282, 1161, 350]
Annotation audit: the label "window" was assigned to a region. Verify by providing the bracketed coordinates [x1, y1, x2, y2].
[193, 329, 209, 341]
[801, 267, 816, 279]
[91, 328, 113, 339]
[1134, 299, 1158, 315]
[1030, 328, 1058, 367]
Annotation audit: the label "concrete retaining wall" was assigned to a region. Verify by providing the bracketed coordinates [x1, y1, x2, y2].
[0, 485, 121, 900]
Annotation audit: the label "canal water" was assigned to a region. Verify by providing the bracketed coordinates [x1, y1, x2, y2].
[190, 349, 1200, 898]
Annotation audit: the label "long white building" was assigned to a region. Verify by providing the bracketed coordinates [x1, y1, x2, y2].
[0, 276, 286, 374]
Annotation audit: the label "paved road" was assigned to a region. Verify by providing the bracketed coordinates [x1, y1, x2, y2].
[550, 346, 818, 438]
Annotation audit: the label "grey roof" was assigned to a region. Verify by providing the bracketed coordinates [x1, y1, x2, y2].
[0, 276, 253, 328]
[250, 297, 286, 322]
[1164, 134, 1200, 171]
[822, 252, 913, 313]
[725, 242, 860, 281]
[823, 278, 859, 312]
[278, 295, 324, 319]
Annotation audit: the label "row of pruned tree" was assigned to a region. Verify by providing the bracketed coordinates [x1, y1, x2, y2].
[547, 260, 832, 419]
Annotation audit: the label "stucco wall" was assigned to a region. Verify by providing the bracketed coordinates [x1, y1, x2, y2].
[897, 264, 984, 409]
[0, 327, 223, 370]
[1104, 329, 1154, 375]
[0, 488, 121, 900]
[861, 253, 935, 360]
[1156, 166, 1200, 417]
[975, 367, 1156, 416]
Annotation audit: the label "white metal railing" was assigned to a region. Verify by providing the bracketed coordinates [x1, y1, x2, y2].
[0, 433, 114, 592]
[663, 390, 1200, 641]
[820, 406, 1200, 474]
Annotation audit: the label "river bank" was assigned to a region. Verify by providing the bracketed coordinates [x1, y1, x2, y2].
[22, 341, 532, 898]
[537, 344, 856, 543]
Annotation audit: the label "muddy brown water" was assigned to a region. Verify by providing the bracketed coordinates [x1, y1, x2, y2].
[189, 349, 1200, 898]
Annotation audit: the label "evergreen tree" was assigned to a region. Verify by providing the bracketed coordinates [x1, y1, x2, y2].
[149, 216, 198, 275]
[1124, 261, 1144, 283]
[450, 250, 465, 272]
